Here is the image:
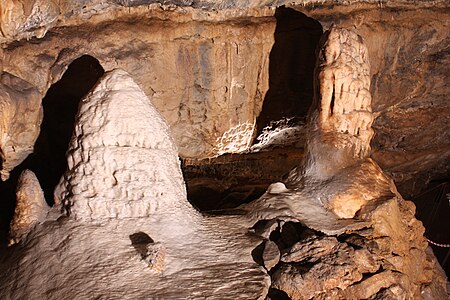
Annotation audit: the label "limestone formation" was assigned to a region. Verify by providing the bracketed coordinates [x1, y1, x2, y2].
[241, 27, 448, 299]
[262, 240, 280, 271]
[0, 69, 270, 299]
[54, 69, 188, 221]
[0, 1, 448, 299]
[0, 3, 447, 196]
[0, 72, 42, 181]
[305, 26, 373, 180]
[9, 170, 48, 245]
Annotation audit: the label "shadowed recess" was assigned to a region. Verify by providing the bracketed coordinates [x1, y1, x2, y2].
[32, 55, 105, 203]
[412, 180, 450, 277]
[0, 55, 104, 244]
[254, 7, 322, 139]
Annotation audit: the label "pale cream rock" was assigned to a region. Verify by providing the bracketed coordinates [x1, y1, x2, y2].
[54, 68, 189, 221]
[0, 69, 270, 299]
[267, 182, 288, 194]
[0, 72, 42, 181]
[305, 26, 374, 180]
[9, 170, 48, 244]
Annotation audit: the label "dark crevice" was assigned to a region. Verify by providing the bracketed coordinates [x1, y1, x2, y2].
[267, 288, 292, 300]
[330, 82, 335, 116]
[412, 180, 450, 277]
[33, 55, 104, 204]
[130, 231, 154, 259]
[251, 241, 266, 267]
[0, 55, 104, 245]
[254, 7, 323, 140]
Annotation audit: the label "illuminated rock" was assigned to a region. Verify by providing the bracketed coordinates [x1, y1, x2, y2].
[0, 72, 42, 181]
[0, 69, 269, 299]
[8, 170, 48, 245]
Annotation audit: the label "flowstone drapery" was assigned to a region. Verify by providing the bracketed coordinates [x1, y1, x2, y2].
[242, 27, 448, 299]
[0, 28, 447, 299]
[0, 69, 270, 299]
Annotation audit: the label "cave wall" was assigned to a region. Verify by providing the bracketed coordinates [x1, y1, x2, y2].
[0, 2, 448, 194]
[1, 14, 274, 158]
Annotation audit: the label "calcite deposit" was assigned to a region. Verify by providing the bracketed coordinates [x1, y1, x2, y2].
[9, 170, 48, 245]
[242, 27, 448, 299]
[0, 0, 448, 299]
[0, 69, 270, 299]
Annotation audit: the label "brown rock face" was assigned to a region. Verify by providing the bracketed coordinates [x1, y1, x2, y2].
[0, 72, 42, 181]
[0, 1, 448, 299]
[1, 14, 273, 159]
[0, 3, 447, 197]
[243, 26, 448, 299]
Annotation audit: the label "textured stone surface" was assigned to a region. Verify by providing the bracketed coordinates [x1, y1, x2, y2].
[305, 26, 373, 180]
[54, 68, 186, 221]
[0, 72, 42, 181]
[242, 26, 448, 298]
[0, 2, 448, 299]
[0, 69, 270, 299]
[9, 170, 48, 245]
[262, 240, 280, 271]
[0, 3, 447, 196]
[2, 16, 273, 159]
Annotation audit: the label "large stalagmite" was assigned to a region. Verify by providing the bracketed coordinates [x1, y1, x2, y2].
[0, 69, 269, 299]
[242, 27, 448, 299]
[0, 19, 447, 299]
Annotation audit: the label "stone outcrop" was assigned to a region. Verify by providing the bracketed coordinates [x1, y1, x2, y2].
[0, 72, 42, 181]
[9, 169, 48, 245]
[0, 1, 448, 299]
[0, 69, 270, 299]
[242, 27, 448, 299]
[305, 27, 373, 180]
[0, 3, 447, 197]
[54, 69, 188, 221]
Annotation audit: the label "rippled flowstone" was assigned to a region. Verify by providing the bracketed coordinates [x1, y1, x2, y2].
[0, 69, 270, 299]
[243, 27, 448, 299]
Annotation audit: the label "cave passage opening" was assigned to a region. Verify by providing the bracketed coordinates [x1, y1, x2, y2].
[184, 8, 322, 212]
[253, 7, 323, 146]
[0, 55, 104, 244]
[32, 55, 105, 204]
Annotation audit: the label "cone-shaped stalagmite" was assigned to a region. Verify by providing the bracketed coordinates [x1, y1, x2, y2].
[0, 69, 269, 299]
[243, 27, 448, 299]
[9, 170, 48, 245]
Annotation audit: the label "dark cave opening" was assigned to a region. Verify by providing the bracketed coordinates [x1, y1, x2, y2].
[0, 55, 104, 244]
[33, 55, 104, 203]
[412, 180, 450, 277]
[254, 7, 323, 140]
[182, 149, 303, 212]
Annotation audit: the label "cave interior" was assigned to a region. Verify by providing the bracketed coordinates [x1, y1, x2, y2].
[0, 2, 448, 294]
